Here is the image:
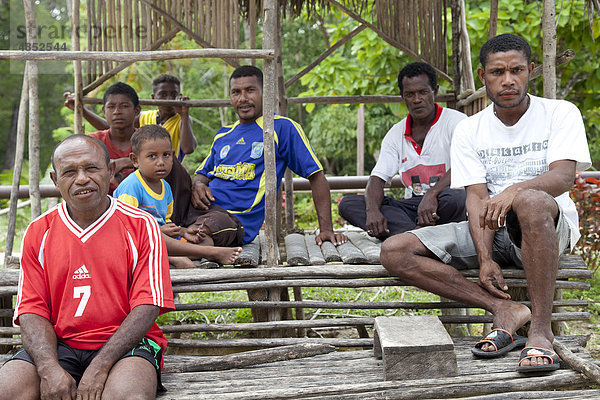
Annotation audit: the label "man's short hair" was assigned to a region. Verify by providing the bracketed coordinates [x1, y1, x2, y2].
[131, 124, 172, 155]
[397, 62, 437, 93]
[51, 134, 110, 171]
[479, 33, 532, 68]
[152, 74, 181, 89]
[103, 82, 139, 108]
[230, 65, 263, 87]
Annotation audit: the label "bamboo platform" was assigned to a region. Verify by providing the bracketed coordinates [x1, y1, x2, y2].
[155, 336, 599, 399]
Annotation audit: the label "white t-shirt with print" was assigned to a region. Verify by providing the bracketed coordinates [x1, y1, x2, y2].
[371, 106, 467, 198]
[451, 95, 591, 249]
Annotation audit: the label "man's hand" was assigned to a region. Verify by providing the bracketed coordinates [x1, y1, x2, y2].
[160, 223, 181, 238]
[191, 176, 214, 210]
[478, 259, 510, 300]
[315, 230, 347, 246]
[479, 187, 518, 231]
[365, 209, 389, 237]
[417, 191, 440, 226]
[174, 95, 189, 115]
[76, 364, 110, 400]
[63, 92, 75, 111]
[39, 365, 77, 400]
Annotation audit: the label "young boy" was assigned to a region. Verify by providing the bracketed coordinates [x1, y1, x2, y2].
[114, 125, 242, 267]
[87, 82, 140, 194]
[65, 74, 196, 160]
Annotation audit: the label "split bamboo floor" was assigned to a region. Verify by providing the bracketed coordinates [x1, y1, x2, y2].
[156, 336, 600, 399]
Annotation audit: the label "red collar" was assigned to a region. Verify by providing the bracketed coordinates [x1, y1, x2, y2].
[405, 104, 443, 155]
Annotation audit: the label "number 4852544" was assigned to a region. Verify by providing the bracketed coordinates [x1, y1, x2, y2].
[19, 42, 68, 51]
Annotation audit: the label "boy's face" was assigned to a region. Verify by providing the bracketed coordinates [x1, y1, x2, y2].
[152, 81, 180, 115]
[103, 94, 140, 131]
[130, 138, 174, 184]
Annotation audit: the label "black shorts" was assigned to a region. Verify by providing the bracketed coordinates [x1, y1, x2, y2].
[8, 338, 165, 392]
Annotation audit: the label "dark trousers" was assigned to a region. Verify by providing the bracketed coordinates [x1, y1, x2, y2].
[337, 188, 467, 239]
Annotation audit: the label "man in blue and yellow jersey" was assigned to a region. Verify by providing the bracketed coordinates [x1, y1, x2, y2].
[190, 66, 347, 246]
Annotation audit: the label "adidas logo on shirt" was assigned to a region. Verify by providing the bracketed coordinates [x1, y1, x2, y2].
[236, 137, 246, 145]
[72, 265, 91, 280]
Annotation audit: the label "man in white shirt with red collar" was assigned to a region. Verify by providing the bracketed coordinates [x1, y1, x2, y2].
[338, 62, 467, 239]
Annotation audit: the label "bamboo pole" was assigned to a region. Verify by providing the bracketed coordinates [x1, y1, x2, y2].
[23, 0, 41, 219]
[542, 0, 557, 98]
[4, 69, 29, 268]
[0, 48, 274, 62]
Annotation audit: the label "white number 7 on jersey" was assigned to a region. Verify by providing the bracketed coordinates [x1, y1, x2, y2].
[73, 286, 91, 317]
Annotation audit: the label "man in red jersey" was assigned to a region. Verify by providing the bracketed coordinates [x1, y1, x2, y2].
[0, 134, 174, 399]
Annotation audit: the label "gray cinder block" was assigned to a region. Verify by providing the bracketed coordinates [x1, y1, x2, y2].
[374, 315, 457, 380]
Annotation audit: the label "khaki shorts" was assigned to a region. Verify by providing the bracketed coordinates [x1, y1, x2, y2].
[410, 206, 571, 270]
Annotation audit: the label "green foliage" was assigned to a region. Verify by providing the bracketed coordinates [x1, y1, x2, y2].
[465, 0, 600, 166]
[292, 192, 345, 231]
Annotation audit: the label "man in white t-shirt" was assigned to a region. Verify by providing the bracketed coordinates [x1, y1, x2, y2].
[381, 34, 591, 373]
[338, 62, 468, 239]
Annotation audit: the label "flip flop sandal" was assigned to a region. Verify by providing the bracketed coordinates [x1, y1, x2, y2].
[471, 328, 527, 358]
[516, 346, 561, 373]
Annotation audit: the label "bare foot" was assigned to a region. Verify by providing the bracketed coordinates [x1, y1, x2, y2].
[480, 300, 531, 352]
[169, 256, 196, 269]
[205, 247, 243, 265]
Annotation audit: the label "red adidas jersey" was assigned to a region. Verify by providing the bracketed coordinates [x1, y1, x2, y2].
[15, 197, 174, 361]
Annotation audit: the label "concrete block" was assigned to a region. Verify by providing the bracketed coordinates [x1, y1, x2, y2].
[374, 315, 457, 380]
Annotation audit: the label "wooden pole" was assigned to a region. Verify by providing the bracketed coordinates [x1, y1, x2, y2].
[165, 343, 336, 373]
[4, 69, 28, 268]
[23, 0, 41, 219]
[458, 0, 475, 93]
[356, 104, 364, 176]
[262, 0, 280, 332]
[70, 0, 84, 134]
[489, 0, 499, 38]
[553, 339, 600, 384]
[542, 0, 557, 99]
[0, 48, 274, 62]
[450, 0, 462, 105]
[262, 0, 278, 268]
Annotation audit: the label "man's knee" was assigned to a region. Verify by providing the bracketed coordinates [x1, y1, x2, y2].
[512, 189, 557, 230]
[0, 360, 40, 400]
[381, 233, 423, 275]
[102, 357, 156, 400]
[338, 194, 364, 218]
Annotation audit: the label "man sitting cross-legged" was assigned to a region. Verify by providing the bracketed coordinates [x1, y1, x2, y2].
[380, 34, 591, 372]
[0, 134, 175, 399]
[338, 62, 467, 239]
